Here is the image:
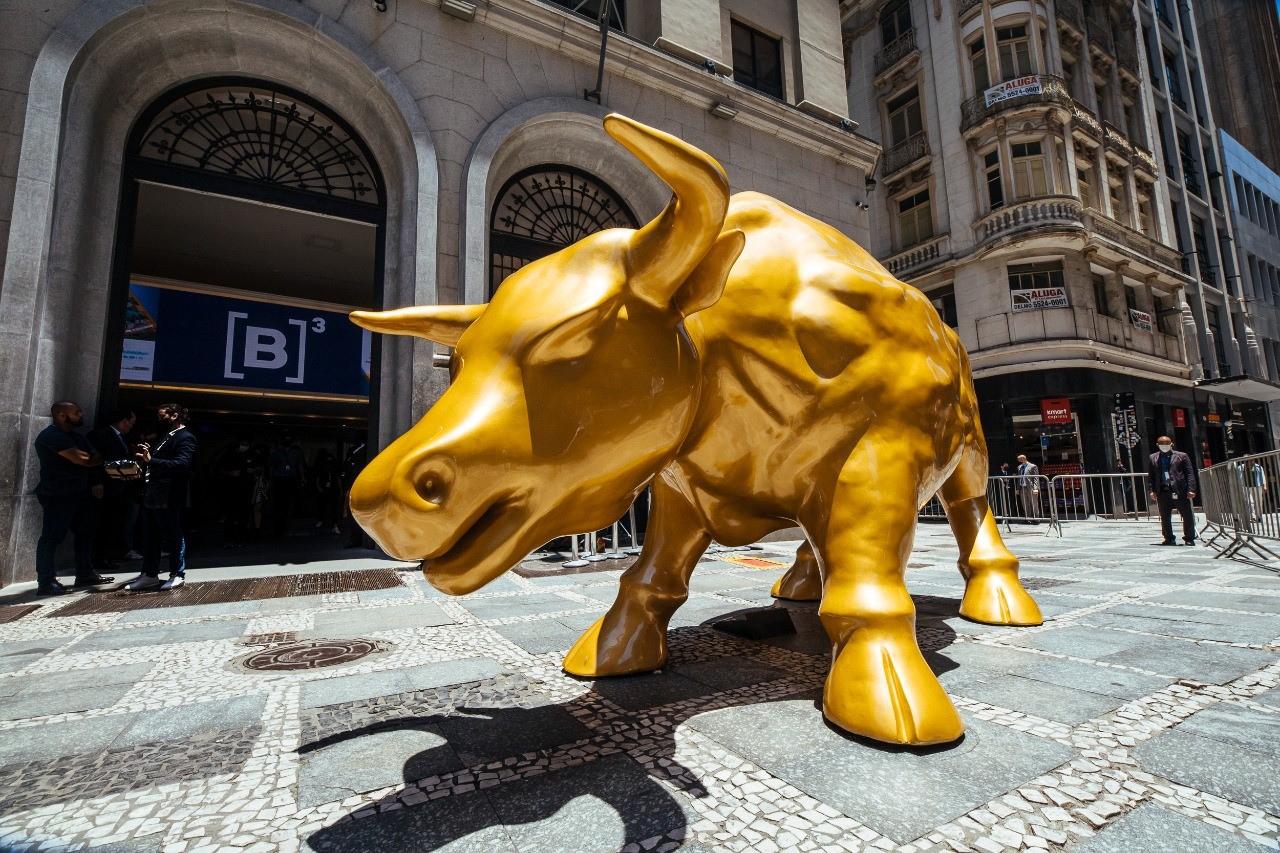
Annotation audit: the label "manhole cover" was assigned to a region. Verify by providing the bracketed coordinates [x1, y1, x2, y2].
[236, 639, 392, 672]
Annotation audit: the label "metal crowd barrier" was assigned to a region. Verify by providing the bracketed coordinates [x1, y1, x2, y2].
[561, 497, 647, 568]
[920, 474, 1059, 535]
[1199, 450, 1280, 564]
[919, 473, 1171, 537]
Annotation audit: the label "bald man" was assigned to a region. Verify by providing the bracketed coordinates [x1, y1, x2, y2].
[33, 402, 110, 594]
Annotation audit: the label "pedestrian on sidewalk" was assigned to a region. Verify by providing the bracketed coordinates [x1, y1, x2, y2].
[268, 436, 305, 538]
[87, 407, 138, 574]
[1148, 435, 1196, 546]
[126, 403, 197, 591]
[1015, 454, 1042, 523]
[33, 401, 110, 595]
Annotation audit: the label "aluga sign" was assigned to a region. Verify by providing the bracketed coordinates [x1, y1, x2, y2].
[1010, 286, 1069, 312]
[984, 75, 1043, 107]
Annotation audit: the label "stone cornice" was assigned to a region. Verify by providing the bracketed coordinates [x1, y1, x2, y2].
[474, 0, 881, 171]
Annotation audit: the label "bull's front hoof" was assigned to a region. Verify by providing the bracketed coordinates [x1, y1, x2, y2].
[823, 628, 963, 746]
[562, 615, 667, 678]
[959, 569, 1043, 626]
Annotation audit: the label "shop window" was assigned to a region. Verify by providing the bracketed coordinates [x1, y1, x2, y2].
[887, 88, 923, 146]
[969, 36, 990, 92]
[928, 286, 958, 328]
[880, 0, 913, 45]
[996, 24, 1032, 80]
[731, 20, 784, 100]
[1011, 141, 1048, 199]
[984, 149, 1004, 210]
[1008, 261, 1065, 292]
[897, 188, 933, 249]
[1092, 274, 1114, 318]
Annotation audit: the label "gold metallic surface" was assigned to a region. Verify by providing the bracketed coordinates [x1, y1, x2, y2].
[349, 115, 1042, 745]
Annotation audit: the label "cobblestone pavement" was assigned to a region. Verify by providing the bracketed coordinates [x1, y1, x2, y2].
[0, 521, 1278, 852]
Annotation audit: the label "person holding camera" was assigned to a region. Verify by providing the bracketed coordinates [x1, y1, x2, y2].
[126, 403, 197, 591]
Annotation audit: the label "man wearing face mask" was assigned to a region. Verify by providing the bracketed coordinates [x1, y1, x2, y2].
[127, 403, 197, 590]
[1148, 435, 1197, 546]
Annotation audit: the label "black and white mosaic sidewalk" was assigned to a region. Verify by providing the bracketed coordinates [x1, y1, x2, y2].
[0, 521, 1277, 852]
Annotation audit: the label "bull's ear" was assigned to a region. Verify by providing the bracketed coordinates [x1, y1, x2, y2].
[675, 229, 745, 318]
[349, 304, 486, 347]
[605, 114, 730, 312]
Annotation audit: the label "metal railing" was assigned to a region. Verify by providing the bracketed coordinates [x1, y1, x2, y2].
[882, 132, 930, 176]
[875, 28, 918, 76]
[1199, 450, 1280, 564]
[919, 473, 1177, 538]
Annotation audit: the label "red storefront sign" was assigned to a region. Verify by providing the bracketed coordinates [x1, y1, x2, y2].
[1040, 397, 1072, 423]
[1173, 408, 1186, 428]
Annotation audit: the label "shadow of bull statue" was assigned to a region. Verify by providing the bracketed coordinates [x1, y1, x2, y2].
[347, 113, 1043, 747]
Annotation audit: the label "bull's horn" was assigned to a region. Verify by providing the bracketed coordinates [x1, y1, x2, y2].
[604, 114, 730, 311]
[349, 304, 486, 346]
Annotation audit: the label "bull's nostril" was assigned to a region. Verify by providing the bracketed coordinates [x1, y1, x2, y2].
[411, 460, 455, 506]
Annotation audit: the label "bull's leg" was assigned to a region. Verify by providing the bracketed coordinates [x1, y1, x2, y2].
[771, 540, 821, 601]
[939, 441, 1042, 626]
[813, 433, 963, 745]
[563, 478, 711, 677]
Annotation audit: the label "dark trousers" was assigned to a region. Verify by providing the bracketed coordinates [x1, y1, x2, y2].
[271, 477, 300, 537]
[36, 493, 95, 586]
[92, 492, 128, 564]
[142, 505, 186, 578]
[1156, 490, 1195, 542]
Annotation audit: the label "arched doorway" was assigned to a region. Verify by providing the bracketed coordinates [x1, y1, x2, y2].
[489, 165, 637, 294]
[102, 77, 387, 553]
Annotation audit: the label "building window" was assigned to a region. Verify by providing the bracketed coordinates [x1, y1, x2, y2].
[1095, 85, 1108, 124]
[1109, 182, 1129, 223]
[1206, 303, 1229, 374]
[1125, 285, 1139, 314]
[1164, 52, 1185, 108]
[1137, 194, 1153, 235]
[897, 188, 933, 248]
[1008, 261, 1065, 292]
[1092, 274, 1114, 317]
[1077, 167, 1094, 209]
[548, 0, 626, 30]
[886, 88, 924, 146]
[880, 0, 913, 45]
[929, 286, 958, 327]
[996, 24, 1033, 81]
[1191, 215, 1215, 284]
[1177, 129, 1201, 195]
[969, 37, 990, 92]
[1011, 141, 1048, 199]
[1144, 26, 1160, 84]
[1062, 58, 1076, 98]
[489, 166, 637, 292]
[983, 149, 1005, 210]
[1157, 117, 1174, 172]
[731, 20, 784, 100]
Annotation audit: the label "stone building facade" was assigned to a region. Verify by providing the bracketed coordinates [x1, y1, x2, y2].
[1195, 0, 1280, 176]
[841, 0, 1274, 476]
[0, 0, 878, 586]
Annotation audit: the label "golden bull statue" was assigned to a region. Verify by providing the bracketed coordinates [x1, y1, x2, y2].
[349, 115, 1042, 746]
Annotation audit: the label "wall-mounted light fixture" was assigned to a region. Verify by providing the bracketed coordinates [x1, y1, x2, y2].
[441, 0, 477, 20]
[709, 102, 738, 121]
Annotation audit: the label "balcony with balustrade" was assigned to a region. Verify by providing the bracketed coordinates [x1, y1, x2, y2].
[972, 305, 1185, 373]
[974, 195, 1086, 246]
[883, 233, 950, 278]
[960, 74, 1072, 134]
[874, 28, 918, 79]
[882, 132, 930, 178]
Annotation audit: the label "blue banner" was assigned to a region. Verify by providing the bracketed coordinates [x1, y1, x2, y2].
[121, 282, 371, 398]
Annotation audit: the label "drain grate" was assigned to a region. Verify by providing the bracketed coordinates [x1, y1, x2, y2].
[237, 638, 391, 672]
[51, 568, 405, 617]
[241, 631, 298, 647]
[0, 604, 40, 625]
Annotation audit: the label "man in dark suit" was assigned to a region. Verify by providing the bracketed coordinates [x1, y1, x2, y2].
[87, 408, 135, 578]
[1148, 435, 1197, 546]
[126, 403, 197, 591]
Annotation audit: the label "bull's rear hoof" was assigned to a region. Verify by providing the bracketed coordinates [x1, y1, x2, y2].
[562, 615, 667, 678]
[959, 570, 1043, 626]
[770, 566, 822, 601]
[823, 629, 964, 746]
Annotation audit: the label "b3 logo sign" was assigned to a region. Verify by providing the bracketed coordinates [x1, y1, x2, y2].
[224, 312, 327, 384]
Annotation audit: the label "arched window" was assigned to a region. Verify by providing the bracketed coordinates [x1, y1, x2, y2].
[134, 80, 381, 204]
[489, 166, 637, 293]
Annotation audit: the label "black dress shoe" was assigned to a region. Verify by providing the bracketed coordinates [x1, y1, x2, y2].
[74, 573, 115, 587]
[36, 580, 70, 596]
[1159, 540, 1178, 546]
[1184, 540, 1196, 546]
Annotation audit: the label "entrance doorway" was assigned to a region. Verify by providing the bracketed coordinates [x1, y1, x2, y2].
[100, 79, 386, 563]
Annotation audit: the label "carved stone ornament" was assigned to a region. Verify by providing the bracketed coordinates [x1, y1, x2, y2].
[348, 114, 1042, 747]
